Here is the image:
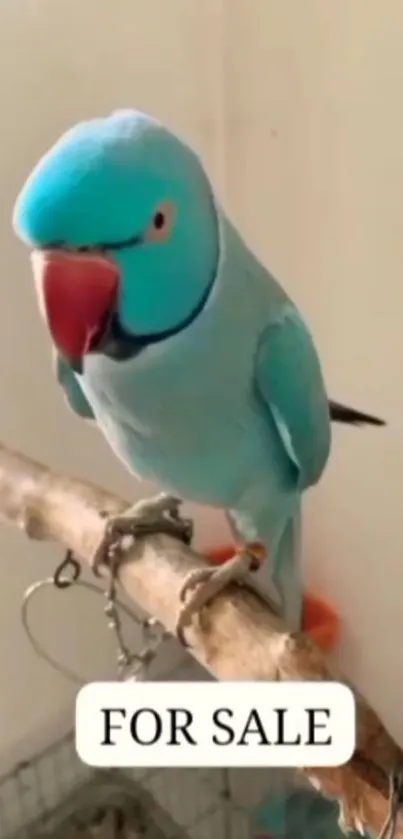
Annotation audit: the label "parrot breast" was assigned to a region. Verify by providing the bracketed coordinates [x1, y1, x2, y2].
[78, 215, 297, 510]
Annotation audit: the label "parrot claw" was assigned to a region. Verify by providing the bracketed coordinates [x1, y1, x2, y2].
[338, 801, 366, 836]
[176, 546, 265, 646]
[92, 493, 193, 577]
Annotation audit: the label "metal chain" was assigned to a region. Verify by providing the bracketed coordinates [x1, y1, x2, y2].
[52, 549, 169, 681]
[103, 556, 169, 681]
[378, 768, 403, 839]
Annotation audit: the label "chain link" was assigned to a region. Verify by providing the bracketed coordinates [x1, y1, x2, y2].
[104, 556, 169, 681]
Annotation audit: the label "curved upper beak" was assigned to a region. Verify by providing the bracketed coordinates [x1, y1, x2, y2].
[31, 249, 120, 368]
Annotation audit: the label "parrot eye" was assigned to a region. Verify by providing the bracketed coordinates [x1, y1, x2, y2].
[153, 211, 165, 230]
[144, 201, 176, 243]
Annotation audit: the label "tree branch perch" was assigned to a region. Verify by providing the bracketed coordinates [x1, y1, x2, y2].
[0, 441, 400, 837]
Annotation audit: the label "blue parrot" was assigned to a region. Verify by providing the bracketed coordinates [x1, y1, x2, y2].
[12, 110, 384, 640]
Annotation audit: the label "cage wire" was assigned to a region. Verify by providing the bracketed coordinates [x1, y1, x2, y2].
[0, 731, 358, 839]
[0, 731, 259, 839]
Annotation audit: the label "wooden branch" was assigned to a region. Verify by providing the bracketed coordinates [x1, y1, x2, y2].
[0, 441, 400, 837]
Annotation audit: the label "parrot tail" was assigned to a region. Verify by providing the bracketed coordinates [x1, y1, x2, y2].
[329, 400, 386, 427]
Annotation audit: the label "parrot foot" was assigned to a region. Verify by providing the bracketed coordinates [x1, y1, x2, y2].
[92, 493, 193, 577]
[176, 542, 266, 646]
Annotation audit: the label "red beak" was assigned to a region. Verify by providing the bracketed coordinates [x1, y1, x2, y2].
[32, 249, 120, 365]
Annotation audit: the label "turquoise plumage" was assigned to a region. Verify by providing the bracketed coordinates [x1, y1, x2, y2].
[12, 110, 382, 636]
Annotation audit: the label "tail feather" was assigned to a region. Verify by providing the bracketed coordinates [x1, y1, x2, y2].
[329, 400, 386, 427]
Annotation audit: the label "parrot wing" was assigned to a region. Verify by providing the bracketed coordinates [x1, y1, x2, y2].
[255, 305, 331, 489]
[53, 350, 95, 420]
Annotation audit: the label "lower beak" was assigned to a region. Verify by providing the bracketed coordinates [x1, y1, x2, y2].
[31, 248, 120, 367]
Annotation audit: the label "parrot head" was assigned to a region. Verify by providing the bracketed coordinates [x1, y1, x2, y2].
[13, 110, 219, 372]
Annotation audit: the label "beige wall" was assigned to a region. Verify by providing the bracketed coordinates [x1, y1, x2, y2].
[224, 0, 402, 740]
[0, 0, 401, 768]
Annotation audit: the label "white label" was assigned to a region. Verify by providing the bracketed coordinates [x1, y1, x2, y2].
[75, 680, 355, 768]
